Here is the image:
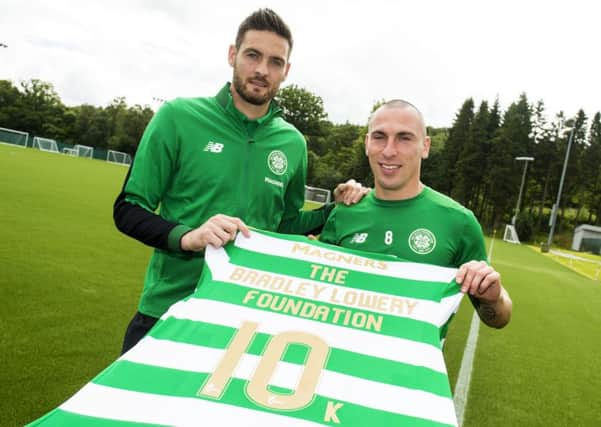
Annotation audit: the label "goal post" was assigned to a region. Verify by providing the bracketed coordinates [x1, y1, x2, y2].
[0, 127, 29, 148]
[106, 149, 132, 166]
[74, 144, 94, 158]
[32, 137, 59, 153]
[305, 185, 331, 205]
[503, 224, 520, 244]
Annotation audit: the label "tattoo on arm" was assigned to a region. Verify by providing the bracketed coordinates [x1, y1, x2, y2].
[478, 303, 497, 322]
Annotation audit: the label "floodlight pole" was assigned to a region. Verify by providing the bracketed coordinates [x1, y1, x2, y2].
[512, 157, 534, 226]
[546, 127, 575, 249]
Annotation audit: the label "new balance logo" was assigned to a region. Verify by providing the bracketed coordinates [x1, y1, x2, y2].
[204, 141, 224, 153]
[350, 233, 368, 244]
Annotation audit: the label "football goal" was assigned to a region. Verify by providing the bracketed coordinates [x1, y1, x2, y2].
[62, 147, 77, 156]
[106, 149, 132, 166]
[0, 127, 29, 148]
[305, 185, 331, 204]
[503, 224, 520, 244]
[74, 144, 94, 158]
[32, 137, 59, 153]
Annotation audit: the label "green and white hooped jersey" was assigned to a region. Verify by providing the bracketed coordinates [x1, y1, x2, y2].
[28, 230, 462, 427]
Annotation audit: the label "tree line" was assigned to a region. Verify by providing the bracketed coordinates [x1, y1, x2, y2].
[2, 78, 600, 242]
[275, 86, 601, 242]
[0, 79, 154, 154]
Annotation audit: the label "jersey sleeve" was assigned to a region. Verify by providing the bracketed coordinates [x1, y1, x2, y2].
[318, 206, 339, 244]
[454, 210, 487, 266]
[113, 102, 192, 252]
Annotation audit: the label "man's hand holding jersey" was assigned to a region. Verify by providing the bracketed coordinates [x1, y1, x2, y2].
[455, 260, 512, 328]
[180, 214, 250, 252]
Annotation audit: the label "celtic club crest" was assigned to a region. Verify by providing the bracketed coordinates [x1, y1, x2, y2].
[268, 150, 287, 175]
[408, 228, 436, 255]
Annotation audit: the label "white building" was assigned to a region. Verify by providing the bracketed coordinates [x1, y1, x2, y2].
[572, 224, 601, 254]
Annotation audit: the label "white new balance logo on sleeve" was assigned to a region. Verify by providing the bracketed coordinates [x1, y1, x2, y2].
[204, 142, 224, 153]
[350, 233, 368, 244]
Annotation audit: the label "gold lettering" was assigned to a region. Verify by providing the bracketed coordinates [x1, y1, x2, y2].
[229, 267, 246, 281]
[389, 297, 405, 315]
[309, 264, 323, 279]
[283, 298, 303, 316]
[313, 284, 328, 299]
[351, 311, 366, 328]
[334, 270, 348, 284]
[300, 302, 316, 318]
[324, 401, 344, 423]
[331, 307, 345, 323]
[242, 290, 259, 304]
[296, 282, 309, 297]
[366, 314, 383, 332]
[342, 291, 358, 306]
[256, 293, 272, 308]
[313, 305, 330, 322]
[405, 300, 419, 315]
[320, 267, 337, 282]
[256, 273, 271, 288]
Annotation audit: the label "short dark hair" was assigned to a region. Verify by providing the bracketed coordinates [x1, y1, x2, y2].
[235, 8, 293, 54]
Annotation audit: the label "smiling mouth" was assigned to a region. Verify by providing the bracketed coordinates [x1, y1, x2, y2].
[380, 163, 401, 170]
[249, 79, 268, 88]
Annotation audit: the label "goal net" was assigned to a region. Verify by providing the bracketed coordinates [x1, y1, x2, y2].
[63, 147, 77, 156]
[503, 224, 520, 244]
[305, 185, 331, 205]
[74, 144, 94, 158]
[107, 149, 132, 166]
[32, 137, 59, 153]
[0, 127, 29, 148]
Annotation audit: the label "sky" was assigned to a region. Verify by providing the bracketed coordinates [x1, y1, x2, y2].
[1, 0, 600, 128]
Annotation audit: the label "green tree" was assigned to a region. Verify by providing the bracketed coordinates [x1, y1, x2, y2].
[18, 79, 67, 141]
[311, 123, 363, 190]
[275, 84, 328, 155]
[0, 80, 24, 129]
[440, 98, 474, 196]
[484, 94, 532, 227]
[454, 101, 490, 209]
[530, 101, 560, 235]
[581, 112, 601, 224]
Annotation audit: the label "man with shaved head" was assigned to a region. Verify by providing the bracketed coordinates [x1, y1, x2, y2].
[320, 100, 512, 328]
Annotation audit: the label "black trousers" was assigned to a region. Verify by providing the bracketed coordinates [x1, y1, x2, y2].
[120, 311, 159, 355]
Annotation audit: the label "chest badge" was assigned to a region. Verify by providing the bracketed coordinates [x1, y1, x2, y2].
[268, 150, 288, 175]
[408, 228, 436, 255]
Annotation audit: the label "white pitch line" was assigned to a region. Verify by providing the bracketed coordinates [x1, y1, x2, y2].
[453, 310, 480, 426]
[453, 231, 497, 425]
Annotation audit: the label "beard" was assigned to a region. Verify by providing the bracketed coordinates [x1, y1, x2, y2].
[232, 70, 278, 106]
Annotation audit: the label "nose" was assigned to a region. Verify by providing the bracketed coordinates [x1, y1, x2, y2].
[381, 138, 397, 157]
[255, 59, 268, 76]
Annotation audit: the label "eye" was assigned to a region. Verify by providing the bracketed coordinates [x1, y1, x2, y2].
[270, 58, 285, 68]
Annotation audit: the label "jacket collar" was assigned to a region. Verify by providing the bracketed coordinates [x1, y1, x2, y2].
[215, 82, 282, 125]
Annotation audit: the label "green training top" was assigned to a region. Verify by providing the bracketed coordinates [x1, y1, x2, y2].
[123, 83, 331, 317]
[319, 186, 487, 268]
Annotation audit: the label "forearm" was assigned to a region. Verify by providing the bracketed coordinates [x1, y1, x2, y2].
[113, 192, 191, 251]
[473, 287, 512, 328]
[277, 203, 334, 235]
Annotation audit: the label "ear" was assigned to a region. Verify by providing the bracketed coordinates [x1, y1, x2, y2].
[422, 136, 431, 159]
[228, 45, 236, 67]
[282, 62, 291, 81]
[364, 134, 369, 156]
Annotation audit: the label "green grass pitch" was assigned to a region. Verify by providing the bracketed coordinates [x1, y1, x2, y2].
[2, 144, 600, 426]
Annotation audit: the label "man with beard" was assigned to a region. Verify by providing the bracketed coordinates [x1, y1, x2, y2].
[114, 9, 367, 353]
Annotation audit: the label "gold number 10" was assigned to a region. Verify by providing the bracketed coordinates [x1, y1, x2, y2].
[198, 321, 329, 410]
